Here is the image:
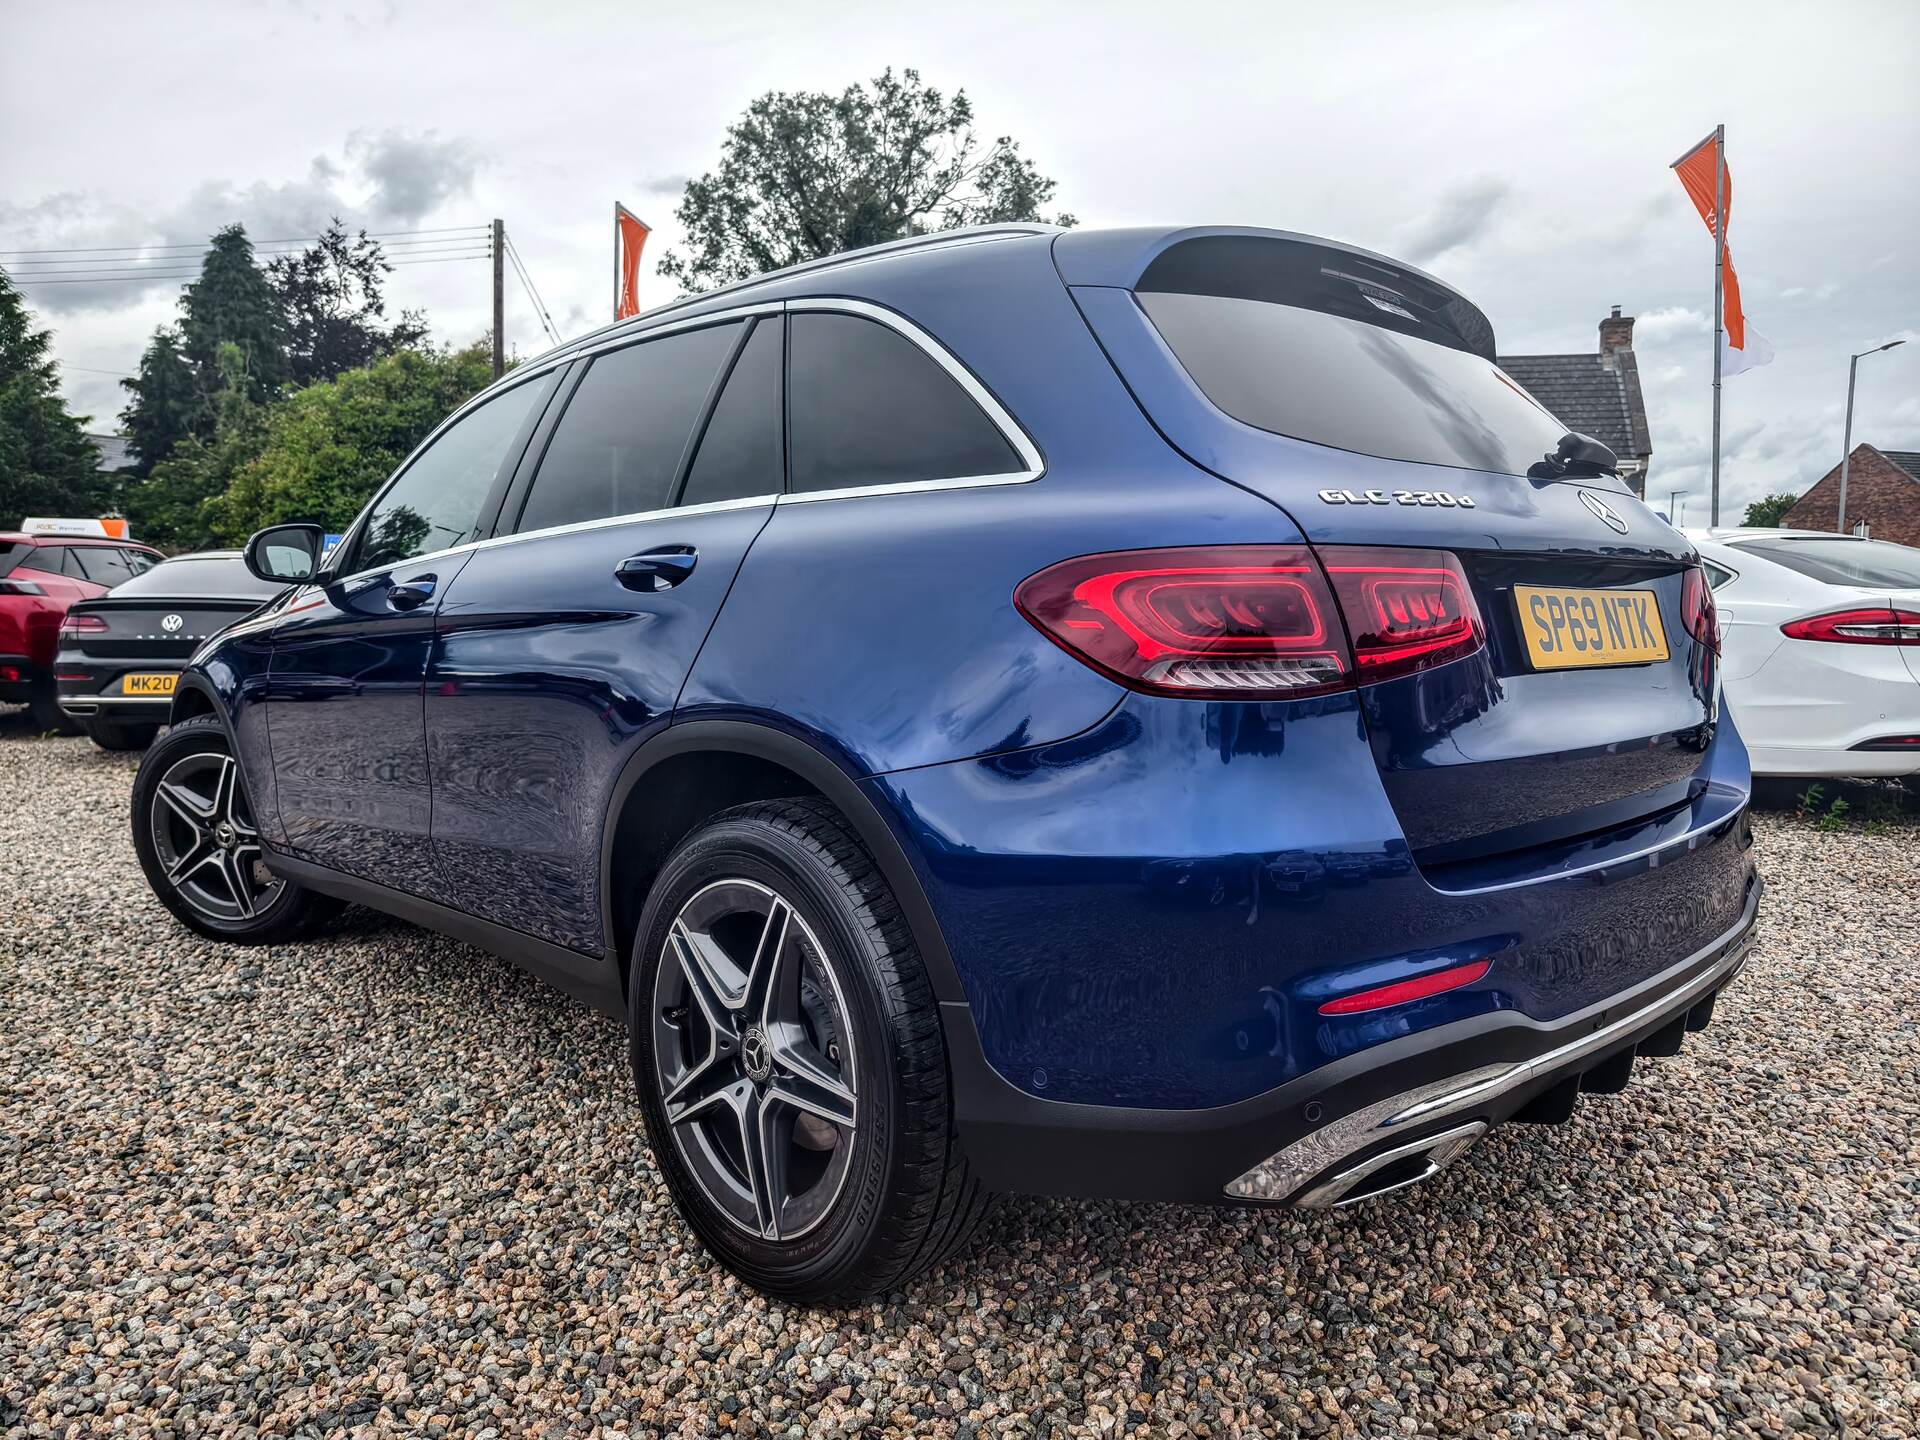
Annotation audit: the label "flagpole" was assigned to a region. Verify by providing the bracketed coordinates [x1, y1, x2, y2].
[613, 204, 620, 322]
[1709, 123, 1726, 527]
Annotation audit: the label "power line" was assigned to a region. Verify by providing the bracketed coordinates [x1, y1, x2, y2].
[502, 231, 561, 345]
[9, 252, 490, 285]
[5, 242, 496, 271]
[0, 224, 490, 258]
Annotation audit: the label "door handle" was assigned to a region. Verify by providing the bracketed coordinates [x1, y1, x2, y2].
[615, 548, 697, 592]
[386, 576, 436, 610]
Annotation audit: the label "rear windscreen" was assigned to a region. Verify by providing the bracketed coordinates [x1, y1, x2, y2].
[1135, 237, 1571, 478]
[0, 542, 28, 578]
[112, 556, 280, 598]
[1738, 537, 1920, 588]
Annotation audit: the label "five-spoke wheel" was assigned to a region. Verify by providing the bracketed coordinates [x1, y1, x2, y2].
[148, 750, 283, 922]
[652, 878, 859, 1241]
[131, 715, 341, 943]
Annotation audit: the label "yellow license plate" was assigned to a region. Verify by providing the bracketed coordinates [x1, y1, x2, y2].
[120, 673, 178, 696]
[1514, 585, 1669, 670]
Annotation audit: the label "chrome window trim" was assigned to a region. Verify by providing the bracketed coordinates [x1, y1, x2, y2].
[317, 295, 1042, 591]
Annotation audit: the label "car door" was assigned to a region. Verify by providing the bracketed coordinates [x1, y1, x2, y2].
[262, 368, 558, 896]
[426, 311, 784, 954]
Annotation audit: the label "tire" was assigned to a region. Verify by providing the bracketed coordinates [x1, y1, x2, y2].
[28, 677, 82, 736]
[629, 797, 992, 1304]
[86, 717, 162, 751]
[131, 714, 343, 944]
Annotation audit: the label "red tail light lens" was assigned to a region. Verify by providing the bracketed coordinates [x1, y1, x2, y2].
[0, 579, 46, 596]
[1319, 546, 1485, 682]
[59, 613, 108, 637]
[1015, 545, 1351, 697]
[1681, 564, 1720, 653]
[1781, 606, 1920, 645]
[1016, 544, 1489, 698]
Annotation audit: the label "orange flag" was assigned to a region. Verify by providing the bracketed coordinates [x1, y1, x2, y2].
[614, 204, 651, 320]
[1671, 131, 1772, 374]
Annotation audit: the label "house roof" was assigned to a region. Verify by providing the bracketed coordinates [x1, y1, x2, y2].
[1881, 450, 1920, 480]
[85, 433, 134, 472]
[1495, 353, 1651, 466]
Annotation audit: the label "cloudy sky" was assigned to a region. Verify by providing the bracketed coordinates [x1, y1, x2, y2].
[7, 0, 1917, 523]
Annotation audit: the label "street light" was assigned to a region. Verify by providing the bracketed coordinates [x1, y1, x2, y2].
[1838, 339, 1908, 532]
[1667, 489, 1689, 527]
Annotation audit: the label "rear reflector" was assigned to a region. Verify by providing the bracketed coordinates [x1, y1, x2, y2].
[1781, 606, 1920, 645]
[1851, 734, 1920, 751]
[1318, 959, 1492, 1016]
[1016, 543, 1486, 699]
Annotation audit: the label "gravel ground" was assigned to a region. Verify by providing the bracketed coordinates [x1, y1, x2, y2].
[4, 708, 1917, 1439]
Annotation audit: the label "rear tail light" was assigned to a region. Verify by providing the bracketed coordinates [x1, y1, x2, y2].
[59, 613, 108, 638]
[0, 579, 46, 596]
[1015, 544, 1486, 699]
[1319, 547, 1484, 682]
[1016, 545, 1350, 697]
[1780, 606, 1920, 645]
[1680, 564, 1720, 653]
[1318, 958, 1492, 1016]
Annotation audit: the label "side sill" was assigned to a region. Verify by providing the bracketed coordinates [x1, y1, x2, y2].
[264, 849, 626, 1017]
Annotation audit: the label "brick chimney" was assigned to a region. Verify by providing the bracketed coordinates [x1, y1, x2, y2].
[1599, 304, 1635, 357]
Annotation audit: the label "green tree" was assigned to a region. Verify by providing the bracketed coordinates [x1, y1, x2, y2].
[125, 344, 267, 551]
[0, 270, 107, 528]
[1742, 492, 1800, 528]
[119, 327, 206, 476]
[179, 225, 286, 406]
[269, 218, 430, 387]
[657, 67, 1075, 292]
[206, 341, 493, 542]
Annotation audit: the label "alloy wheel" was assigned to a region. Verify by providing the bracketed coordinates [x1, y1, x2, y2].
[651, 878, 859, 1241]
[148, 751, 284, 923]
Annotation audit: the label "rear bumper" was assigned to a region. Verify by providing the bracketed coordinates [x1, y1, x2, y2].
[948, 871, 1759, 1204]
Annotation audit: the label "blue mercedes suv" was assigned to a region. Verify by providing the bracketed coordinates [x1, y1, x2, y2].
[132, 225, 1759, 1302]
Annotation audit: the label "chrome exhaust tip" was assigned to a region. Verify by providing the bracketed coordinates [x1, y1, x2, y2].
[1291, 1120, 1489, 1210]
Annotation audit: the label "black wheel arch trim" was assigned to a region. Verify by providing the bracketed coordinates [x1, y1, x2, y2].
[597, 718, 967, 1006]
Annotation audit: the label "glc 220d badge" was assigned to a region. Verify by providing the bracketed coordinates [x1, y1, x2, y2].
[1317, 488, 1477, 508]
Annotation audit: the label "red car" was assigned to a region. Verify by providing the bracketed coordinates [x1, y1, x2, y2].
[0, 532, 163, 731]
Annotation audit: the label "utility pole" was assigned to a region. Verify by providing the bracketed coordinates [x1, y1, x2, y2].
[1838, 339, 1906, 533]
[1667, 490, 1687, 527]
[491, 219, 505, 381]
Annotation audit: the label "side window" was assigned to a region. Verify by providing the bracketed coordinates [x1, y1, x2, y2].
[56, 547, 93, 580]
[680, 317, 783, 508]
[72, 547, 138, 587]
[1702, 560, 1736, 590]
[351, 375, 550, 574]
[516, 322, 740, 533]
[122, 549, 159, 576]
[788, 311, 1021, 494]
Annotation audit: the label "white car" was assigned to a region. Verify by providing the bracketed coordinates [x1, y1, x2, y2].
[1683, 528, 1920, 779]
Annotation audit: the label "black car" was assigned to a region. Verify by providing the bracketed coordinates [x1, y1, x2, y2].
[56, 551, 283, 749]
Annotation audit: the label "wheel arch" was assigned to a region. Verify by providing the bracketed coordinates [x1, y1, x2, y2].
[599, 720, 964, 1007]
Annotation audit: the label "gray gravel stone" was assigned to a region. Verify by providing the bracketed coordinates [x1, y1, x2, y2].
[3, 709, 1916, 1438]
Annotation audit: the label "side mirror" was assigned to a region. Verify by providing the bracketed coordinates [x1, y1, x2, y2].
[243, 523, 324, 584]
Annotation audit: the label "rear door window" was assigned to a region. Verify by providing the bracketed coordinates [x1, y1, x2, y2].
[679, 317, 783, 508]
[70, 546, 141, 587]
[516, 322, 740, 532]
[1134, 235, 1570, 478]
[787, 311, 1021, 494]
